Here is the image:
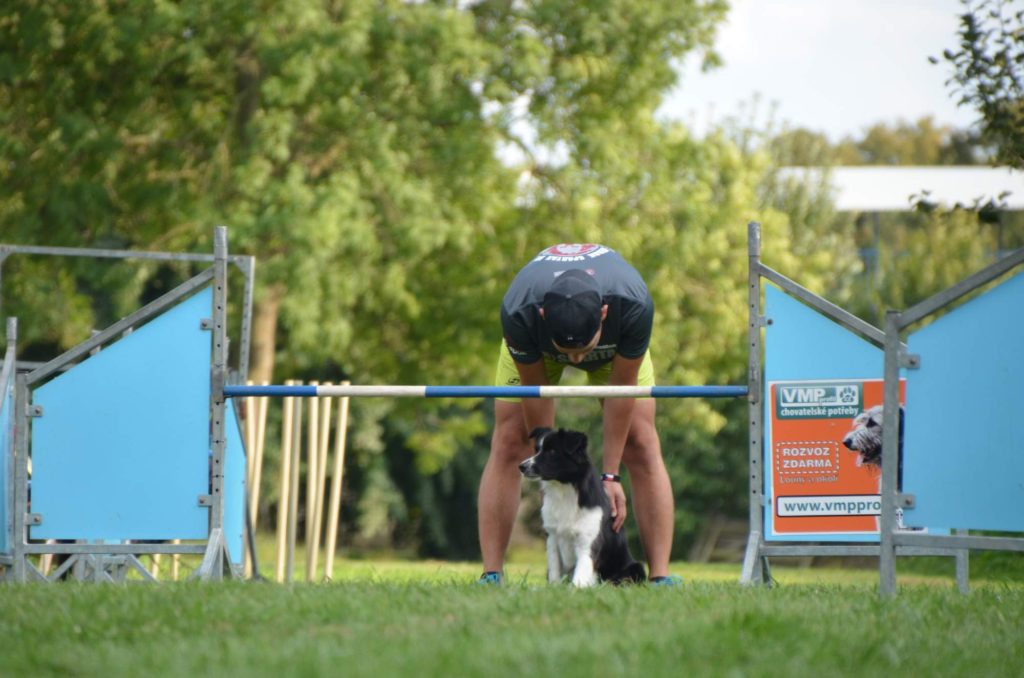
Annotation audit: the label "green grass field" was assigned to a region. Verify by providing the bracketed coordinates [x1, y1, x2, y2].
[2, 555, 1022, 677]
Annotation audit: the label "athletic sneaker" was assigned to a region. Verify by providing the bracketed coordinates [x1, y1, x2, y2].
[477, 571, 503, 585]
[649, 575, 684, 587]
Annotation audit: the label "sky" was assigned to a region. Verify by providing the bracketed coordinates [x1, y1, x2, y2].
[658, 0, 980, 141]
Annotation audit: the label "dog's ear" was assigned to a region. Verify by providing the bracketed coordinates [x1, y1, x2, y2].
[563, 430, 589, 459]
[528, 427, 552, 441]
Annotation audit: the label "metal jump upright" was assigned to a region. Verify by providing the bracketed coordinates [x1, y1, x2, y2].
[2, 226, 251, 582]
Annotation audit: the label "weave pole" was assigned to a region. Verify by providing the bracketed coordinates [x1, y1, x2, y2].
[225, 384, 748, 399]
[309, 385, 333, 581]
[286, 395, 302, 582]
[304, 383, 320, 581]
[323, 381, 351, 581]
[249, 385, 269, 538]
[274, 383, 295, 582]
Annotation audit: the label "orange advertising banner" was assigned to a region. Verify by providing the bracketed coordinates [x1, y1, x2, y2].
[766, 378, 905, 539]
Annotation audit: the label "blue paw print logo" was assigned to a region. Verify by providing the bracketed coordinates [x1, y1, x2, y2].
[838, 386, 858, 404]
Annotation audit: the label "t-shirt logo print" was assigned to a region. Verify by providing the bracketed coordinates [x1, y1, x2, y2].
[535, 244, 610, 262]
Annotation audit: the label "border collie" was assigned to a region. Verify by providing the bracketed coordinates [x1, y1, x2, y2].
[519, 427, 646, 587]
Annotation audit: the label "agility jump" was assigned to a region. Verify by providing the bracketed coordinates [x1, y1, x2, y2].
[0, 231, 251, 582]
[3, 223, 1022, 593]
[218, 221, 1024, 594]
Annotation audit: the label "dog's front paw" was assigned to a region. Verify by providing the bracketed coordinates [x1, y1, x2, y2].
[571, 564, 598, 588]
[571, 573, 598, 588]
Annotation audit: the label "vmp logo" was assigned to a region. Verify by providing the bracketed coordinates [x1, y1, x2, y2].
[775, 382, 862, 419]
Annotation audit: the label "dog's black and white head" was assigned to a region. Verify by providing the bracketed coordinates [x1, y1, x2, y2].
[841, 404, 904, 468]
[518, 427, 592, 482]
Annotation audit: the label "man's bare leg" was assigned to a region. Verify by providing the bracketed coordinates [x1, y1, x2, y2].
[478, 400, 531, 574]
[620, 399, 673, 579]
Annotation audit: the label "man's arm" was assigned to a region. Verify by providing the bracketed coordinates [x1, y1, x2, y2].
[515, 359, 554, 432]
[602, 354, 643, 531]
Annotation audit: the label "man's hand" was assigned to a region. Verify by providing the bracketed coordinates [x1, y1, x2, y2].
[603, 479, 627, 532]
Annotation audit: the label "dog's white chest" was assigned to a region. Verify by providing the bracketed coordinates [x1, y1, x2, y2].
[540, 482, 603, 586]
[540, 482, 602, 539]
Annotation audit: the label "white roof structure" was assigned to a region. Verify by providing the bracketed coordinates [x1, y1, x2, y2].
[778, 166, 1024, 212]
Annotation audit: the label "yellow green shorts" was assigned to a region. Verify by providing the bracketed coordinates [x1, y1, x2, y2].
[493, 340, 655, 402]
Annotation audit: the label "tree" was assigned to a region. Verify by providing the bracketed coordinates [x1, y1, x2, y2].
[933, 0, 1024, 168]
[770, 118, 989, 167]
[834, 117, 989, 166]
[2, 0, 752, 551]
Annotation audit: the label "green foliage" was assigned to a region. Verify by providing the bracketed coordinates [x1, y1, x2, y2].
[769, 118, 1016, 330]
[834, 117, 989, 166]
[0, 259, 93, 352]
[867, 208, 998, 318]
[933, 0, 1024, 168]
[771, 118, 990, 167]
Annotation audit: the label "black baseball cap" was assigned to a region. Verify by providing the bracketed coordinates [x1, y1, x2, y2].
[542, 269, 602, 348]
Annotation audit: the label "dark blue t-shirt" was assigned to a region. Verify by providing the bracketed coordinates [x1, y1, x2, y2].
[500, 244, 654, 372]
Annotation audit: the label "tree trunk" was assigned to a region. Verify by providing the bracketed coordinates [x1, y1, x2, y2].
[250, 283, 284, 384]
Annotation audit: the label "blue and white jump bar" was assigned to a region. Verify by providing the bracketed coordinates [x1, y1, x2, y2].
[223, 384, 748, 399]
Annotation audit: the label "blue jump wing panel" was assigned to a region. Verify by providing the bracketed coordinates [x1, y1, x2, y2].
[764, 285, 884, 384]
[0, 367, 13, 554]
[764, 284, 885, 542]
[32, 288, 212, 540]
[903, 271, 1024, 531]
